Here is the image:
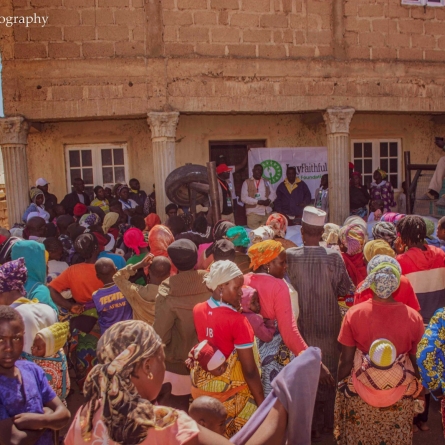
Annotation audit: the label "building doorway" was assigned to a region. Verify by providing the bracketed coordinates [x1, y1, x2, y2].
[209, 140, 266, 226]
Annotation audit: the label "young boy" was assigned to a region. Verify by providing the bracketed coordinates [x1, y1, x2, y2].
[0, 307, 70, 444]
[93, 257, 133, 334]
[43, 237, 69, 283]
[189, 396, 227, 436]
[368, 199, 384, 222]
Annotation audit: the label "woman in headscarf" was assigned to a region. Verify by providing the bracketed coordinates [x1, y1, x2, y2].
[339, 224, 367, 287]
[370, 169, 396, 214]
[349, 172, 370, 219]
[372, 221, 397, 249]
[148, 225, 177, 275]
[196, 220, 235, 270]
[102, 211, 120, 240]
[354, 240, 420, 311]
[226, 226, 251, 274]
[66, 319, 302, 445]
[117, 183, 139, 222]
[244, 240, 308, 396]
[22, 187, 51, 223]
[266, 212, 297, 249]
[335, 255, 425, 445]
[144, 212, 161, 232]
[191, 260, 264, 437]
[321, 223, 341, 251]
[79, 213, 101, 232]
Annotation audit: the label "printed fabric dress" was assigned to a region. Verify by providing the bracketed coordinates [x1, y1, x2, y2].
[370, 181, 396, 213]
[417, 307, 445, 437]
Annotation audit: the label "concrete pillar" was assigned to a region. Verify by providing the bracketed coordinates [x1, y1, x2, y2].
[0, 117, 30, 226]
[323, 107, 355, 225]
[147, 111, 179, 223]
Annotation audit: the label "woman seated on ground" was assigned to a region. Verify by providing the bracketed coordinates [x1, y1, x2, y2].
[65, 319, 302, 445]
[335, 255, 425, 445]
[23, 188, 51, 223]
[266, 213, 297, 250]
[90, 185, 110, 214]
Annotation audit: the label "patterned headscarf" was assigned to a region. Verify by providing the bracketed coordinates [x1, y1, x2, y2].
[213, 220, 235, 241]
[0, 258, 28, 295]
[116, 184, 129, 198]
[148, 225, 175, 256]
[266, 213, 288, 238]
[226, 226, 250, 248]
[376, 168, 388, 180]
[322, 223, 340, 245]
[103, 212, 120, 235]
[29, 188, 44, 205]
[81, 320, 177, 444]
[339, 224, 366, 256]
[249, 226, 275, 245]
[248, 240, 285, 271]
[203, 260, 243, 291]
[357, 255, 401, 299]
[80, 213, 100, 230]
[372, 222, 397, 247]
[363, 240, 395, 263]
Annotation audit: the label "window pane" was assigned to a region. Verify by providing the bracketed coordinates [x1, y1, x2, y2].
[113, 149, 124, 165]
[390, 142, 398, 157]
[70, 169, 81, 184]
[102, 167, 113, 184]
[390, 158, 398, 173]
[85, 186, 94, 197]
[381, 159, 388, 172]
[380, 142, 388, 157]
[101, 149, 112, 166]
[354, 160, 362, 173]
[69, 151, 80, 168]
[115, 166, 126, 183]
[82, 168, 93, 184]
[390, 175, 398, 189]
[364, 159, 373, 174]
[354, 143, 362, 158]
[364, 175, 373, 187]
[364, 143, 372, 158]
[81, 150, 92, 167]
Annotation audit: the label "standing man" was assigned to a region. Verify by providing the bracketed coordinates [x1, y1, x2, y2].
[286, 207, 353, 441]
[274, 166, 311, 225]
[60, 178, 91, 216]
[241, 164, 276, 229]
[35, 178, 58, 214]
[216, 164, 235, 223]
[128, 178, 148, 208]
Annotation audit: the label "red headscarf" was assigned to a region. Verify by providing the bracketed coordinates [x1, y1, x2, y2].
[145, 213, 161, 232]
[148, 225, 177, 275]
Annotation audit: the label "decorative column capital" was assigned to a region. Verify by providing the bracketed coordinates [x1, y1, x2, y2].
[0, 116, 29, 145]
[147, 111, 179, 139]
[323, 107, 355, 135]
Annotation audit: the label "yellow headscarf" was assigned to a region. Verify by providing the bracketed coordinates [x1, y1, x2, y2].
[363, 239, 395, 263]
[102, 212, 119, 234]
[248, 240, 285, 271]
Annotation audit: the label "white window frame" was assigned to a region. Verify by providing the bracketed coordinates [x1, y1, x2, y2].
[402, 0, 445, 6]
[350, 139, 403, 192]
[64, 143, 129, 194]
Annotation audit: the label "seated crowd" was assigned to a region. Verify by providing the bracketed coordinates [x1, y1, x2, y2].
[1, 172, 445, 445]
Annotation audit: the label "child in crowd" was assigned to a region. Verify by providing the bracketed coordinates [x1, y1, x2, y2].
[186, 339, 228, 377]
[314, 174, 329, 221]
[241, 286, 275, 343]
[43, 237, 69, 283]
[436, 216, 445, 253]
[27, 321, 71, 404]
[367, 199, 384, 223]
[189, 396, 227, 436]
[0, 307, 70, 444]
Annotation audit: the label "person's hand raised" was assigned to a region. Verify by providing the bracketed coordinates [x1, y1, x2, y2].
[132, 253, 154, 271]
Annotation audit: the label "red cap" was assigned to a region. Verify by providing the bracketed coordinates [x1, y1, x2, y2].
[186, 340, 226, 372]
[349, 162, 355, 170]
[216, 164, 233, 175]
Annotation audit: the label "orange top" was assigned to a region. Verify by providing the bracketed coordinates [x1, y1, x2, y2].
[49, 263, 103, 304]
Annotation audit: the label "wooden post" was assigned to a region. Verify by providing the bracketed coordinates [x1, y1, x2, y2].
[404, 151, 411, 214]
[207, 161, 221, 224]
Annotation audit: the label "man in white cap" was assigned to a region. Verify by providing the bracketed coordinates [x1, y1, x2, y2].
[286, 206, 353, 441]
[36, 178, 58, 214]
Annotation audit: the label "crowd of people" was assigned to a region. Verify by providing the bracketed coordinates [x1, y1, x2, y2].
[1, 166, 445, 445]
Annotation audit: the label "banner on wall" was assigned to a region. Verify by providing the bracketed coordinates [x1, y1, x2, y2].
[248, 147, 328, 197]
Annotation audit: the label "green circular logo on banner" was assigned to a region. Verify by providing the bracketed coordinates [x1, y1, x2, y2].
[261, 160, 283, 184]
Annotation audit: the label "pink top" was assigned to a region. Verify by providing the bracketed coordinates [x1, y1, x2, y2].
[65, 404, 200, 445]
[244, 273, 308, 356]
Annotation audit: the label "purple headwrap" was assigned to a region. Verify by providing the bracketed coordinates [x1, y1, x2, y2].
[0, 258, 28, 295]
